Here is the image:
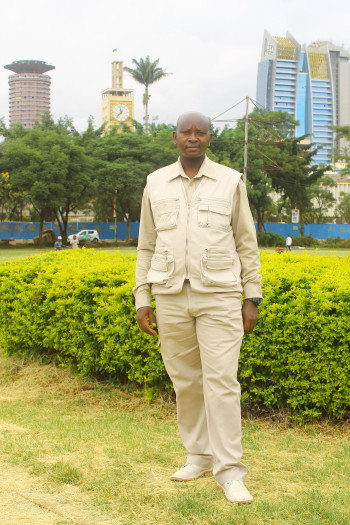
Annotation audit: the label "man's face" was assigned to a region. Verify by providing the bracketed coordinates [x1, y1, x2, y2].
[173, 114, 212, 159]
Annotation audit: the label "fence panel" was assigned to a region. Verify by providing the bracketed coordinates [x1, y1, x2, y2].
[0, 221, 348, 241]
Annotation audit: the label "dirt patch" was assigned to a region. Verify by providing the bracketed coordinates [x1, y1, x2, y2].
[0, 420, 28, 434]
[0, 461, 115, 525]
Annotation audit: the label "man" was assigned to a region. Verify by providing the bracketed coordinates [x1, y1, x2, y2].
[69, 234, 79, 249]
[286, 234, 292, 252]
[54, 236, 63, 251]
[133, 112, 262, 504]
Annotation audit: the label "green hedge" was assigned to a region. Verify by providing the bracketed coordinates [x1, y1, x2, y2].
[322, 237, 350, 249]
[0, 250, 166, 386]
[0, 249, 349, 421]
[290, 235, 321, 247]
[257, 232, 285, 247]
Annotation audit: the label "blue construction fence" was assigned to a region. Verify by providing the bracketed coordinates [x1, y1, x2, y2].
[0, 222, 140, 241]
[261, 223, 350, 240]
[0, 221, 349, 241]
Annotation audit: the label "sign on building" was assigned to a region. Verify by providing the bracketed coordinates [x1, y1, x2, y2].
[292, 209, 300, 224]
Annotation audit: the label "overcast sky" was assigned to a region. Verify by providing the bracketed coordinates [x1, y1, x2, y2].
[1, 0, 349, 132]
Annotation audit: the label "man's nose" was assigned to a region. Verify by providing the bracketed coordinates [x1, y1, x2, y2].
[188, 132, 198, 141]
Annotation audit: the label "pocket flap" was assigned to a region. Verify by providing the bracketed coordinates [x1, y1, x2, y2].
[205, 258, 233, 270]
[207, 205, 231, 215]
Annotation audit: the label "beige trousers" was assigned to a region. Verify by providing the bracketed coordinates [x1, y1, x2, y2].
[154, 282, 247, 483]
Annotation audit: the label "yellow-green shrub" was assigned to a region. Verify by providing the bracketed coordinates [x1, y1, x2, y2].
[0, 249, 349, 420]
[240, 251, 350, 420]
[0, 250, 166, 386]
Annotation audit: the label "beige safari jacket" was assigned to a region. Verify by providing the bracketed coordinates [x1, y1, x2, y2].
[133, 156, 262, 310]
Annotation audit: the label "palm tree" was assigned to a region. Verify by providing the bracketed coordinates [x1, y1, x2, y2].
[124, 56, 171, 130]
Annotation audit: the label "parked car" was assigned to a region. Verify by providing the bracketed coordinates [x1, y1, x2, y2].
[67, 229, 100, 243]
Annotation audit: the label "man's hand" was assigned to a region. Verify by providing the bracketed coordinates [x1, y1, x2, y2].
[136, 306, 158, 337]
[242, 300, 259, 335]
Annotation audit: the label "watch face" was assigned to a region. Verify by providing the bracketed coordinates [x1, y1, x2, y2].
[113, 103, 130, 122]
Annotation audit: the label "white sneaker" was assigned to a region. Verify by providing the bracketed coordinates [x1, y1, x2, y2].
[217, 479, 253, 503]
[170, 463, 212, 481]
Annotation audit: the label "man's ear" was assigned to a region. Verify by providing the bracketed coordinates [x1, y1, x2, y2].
[173, 130, 177, 144]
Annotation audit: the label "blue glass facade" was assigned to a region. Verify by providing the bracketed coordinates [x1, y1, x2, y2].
[256, 35, 341, 165]
[273, 60, 297, 115]
[296, 52, 311, 136]
[311, 79, 334, 163]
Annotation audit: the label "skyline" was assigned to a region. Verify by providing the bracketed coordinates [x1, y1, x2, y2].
[1, 0, 350, 132]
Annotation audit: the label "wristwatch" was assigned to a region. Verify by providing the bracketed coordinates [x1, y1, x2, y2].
[245, 297, 263, 306]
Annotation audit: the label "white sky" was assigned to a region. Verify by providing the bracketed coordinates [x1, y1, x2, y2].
[1, 0, 349, 131]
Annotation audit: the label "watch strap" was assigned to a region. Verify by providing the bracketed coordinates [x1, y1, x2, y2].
[245, 297, 263, 306]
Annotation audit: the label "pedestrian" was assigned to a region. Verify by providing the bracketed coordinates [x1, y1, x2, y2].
[54, 236, 63, 251]
[69, 234, 79, 249]
[133, 112, 262, 504]
[286, 234, 292, 252]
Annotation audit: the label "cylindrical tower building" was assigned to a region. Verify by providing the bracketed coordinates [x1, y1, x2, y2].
[4, 60, 55, 128]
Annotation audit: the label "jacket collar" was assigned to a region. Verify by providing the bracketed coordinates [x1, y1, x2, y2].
[167, 155, 218, 181]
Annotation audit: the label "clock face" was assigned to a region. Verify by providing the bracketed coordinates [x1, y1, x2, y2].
[113, 103, 130, 122]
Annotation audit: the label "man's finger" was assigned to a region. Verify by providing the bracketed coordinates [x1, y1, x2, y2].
[136, 307, 158, 337]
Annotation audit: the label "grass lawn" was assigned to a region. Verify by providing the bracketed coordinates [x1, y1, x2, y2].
[0, 245, 349, 262]
[0, 353, 349, 524]
[0, 245, 138, 262]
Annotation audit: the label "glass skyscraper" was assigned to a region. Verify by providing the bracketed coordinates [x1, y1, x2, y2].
[256, 31, 350, 164]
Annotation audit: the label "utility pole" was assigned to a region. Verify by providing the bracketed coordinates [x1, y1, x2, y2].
[243, 96, 249, 184]
[114, 189, 118, 241]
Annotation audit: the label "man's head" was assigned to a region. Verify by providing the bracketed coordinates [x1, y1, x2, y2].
[173, 112, 212, 161]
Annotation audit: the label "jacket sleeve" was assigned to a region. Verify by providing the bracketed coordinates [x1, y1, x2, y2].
[133, 185, 157, 310]
[231, 179, 263, 299]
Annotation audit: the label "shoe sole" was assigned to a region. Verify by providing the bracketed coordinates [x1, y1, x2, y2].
[170, 469, 212, 481]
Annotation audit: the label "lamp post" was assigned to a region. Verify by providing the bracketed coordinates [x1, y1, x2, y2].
[114, 189, 118, 241]
[243, 96, 249, 185]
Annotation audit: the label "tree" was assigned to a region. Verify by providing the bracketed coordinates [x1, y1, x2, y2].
[211, 123, 274, 231]
[90, 127, 177, 240]
[210, 109, 329, 234]
[245, 110, 328, 234]
[0, 172, 11, 220]
[336, 193, 350, 223]
[124, 56, 171, 131]
[0, 118, 93, 240]
[305, 176, 336, 223]
[0, 118, 10, 139]
[210, 111, 299, 231]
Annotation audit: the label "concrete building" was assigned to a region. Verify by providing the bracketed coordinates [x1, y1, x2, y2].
[256, 31, 350, 164]
[4, 60, 55, 128]
[101, 54, 134, 132]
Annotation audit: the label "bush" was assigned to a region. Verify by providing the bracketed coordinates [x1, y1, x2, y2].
[322, 237, 350, 249]
[257, 232, 285, 247]
[0, 250, 349, 421]
[291, 235, 320, 247]
[0, 250, 167, 387]
[241, 251, 350, 421]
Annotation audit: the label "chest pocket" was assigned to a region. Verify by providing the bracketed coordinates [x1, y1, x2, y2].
[152, 199, 180, 231]
[197, 199, 231, 232]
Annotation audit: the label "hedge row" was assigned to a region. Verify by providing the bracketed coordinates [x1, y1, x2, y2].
[0, 249, 349, 421]
[0, 250, 165, 386]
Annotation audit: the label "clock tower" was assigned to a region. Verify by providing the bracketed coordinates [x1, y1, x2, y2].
[101, 53, 134, 132]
